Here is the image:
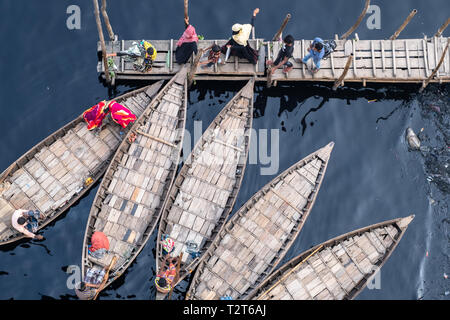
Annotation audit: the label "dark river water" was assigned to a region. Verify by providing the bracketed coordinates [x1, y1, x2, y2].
[0, 0, 448, 300]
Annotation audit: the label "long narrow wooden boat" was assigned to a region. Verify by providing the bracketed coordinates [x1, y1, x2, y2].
[155, 79, 255, 298]
[246, 215, 415, 300]
[0, 81, 164, 246]
[186, 142, 335, 300]
[80, 67, 188, 298]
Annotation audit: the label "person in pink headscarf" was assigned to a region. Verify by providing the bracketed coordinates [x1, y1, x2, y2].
[175, 18, 199, 64]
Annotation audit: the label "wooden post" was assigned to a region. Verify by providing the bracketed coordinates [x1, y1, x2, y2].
[419, 38, 449, 93]
[188, 49, 203, 87]
[332, 54, 353, 91]
[272, 14, 291, 41]
[184, 0, 189, 28]
[101, 0, 115, 41]
[340, 0, 370, 40]
[389, 9, 417, 40]
[93, 0, 110, 83]
[435, 17, 450, 37]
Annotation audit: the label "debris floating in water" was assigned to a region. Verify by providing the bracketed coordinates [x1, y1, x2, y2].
[406, 127, 421, 150]
[444, 273, 448, 279]
[429, 105, 441, 113]
[367, 99, 377, 103]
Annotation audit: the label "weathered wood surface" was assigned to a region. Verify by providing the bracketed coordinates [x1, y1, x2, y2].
[99, 37, 450, 84]
[246, 215, 414, 300]
[80, 67, 188, 297]
[155, 79, 255, 295]
[0, 81, 164, 245]
[185, 142, 334, 300]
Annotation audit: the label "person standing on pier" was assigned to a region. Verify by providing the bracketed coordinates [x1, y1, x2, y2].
[266, 34, 295, 74]
[175, 18, 199, 64]
[222, 8, 260, 64]
[300, 37, 325, 73]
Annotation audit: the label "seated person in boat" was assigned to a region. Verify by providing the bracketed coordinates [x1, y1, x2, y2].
[200, 44, 222, 68]
[267, 34, 295, 75]
[300, 37, 325, 73]
[88, 231, 110, 259]
[107, 100, 137, 129]
[83, 100, 110, 130]
[175, 18, 199, 64]
[221, 8, 260, 65]
[155, 255, 179, 293]
[75, 266, 107, 300]
[107, 40, 157, 72]
[11, 209, 44, 240]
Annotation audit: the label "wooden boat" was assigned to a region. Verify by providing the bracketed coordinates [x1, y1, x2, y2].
[0, 81, 164, 246]
[155, 79, 255, 299]
[246, 215, 415, 300]
[185, 142, 335, 300]
[80, 67, 188, 298]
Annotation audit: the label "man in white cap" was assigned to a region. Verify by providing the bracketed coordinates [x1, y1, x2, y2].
[221, 8, 260, 64]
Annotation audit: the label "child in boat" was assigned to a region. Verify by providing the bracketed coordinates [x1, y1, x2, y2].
[221, 8, 260, 65]
[11, 209, 44, 240]
[266, 34, 295, 74]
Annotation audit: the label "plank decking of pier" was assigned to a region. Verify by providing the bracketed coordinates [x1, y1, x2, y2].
[98, 37, 450, 84]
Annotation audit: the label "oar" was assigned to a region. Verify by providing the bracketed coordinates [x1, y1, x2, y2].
[93, 255, 118, 300]
[168, 252, 183, 300]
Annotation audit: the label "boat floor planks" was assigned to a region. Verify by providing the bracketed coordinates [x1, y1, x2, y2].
[80, 67, 188, 298]
[246, 215, 415, 300]
[155, 78, 255, 298]
[0, 81, 164, 245]
[186, 142, 335, 300]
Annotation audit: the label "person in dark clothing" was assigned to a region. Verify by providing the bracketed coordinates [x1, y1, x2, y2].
[175, 18, 199, 64]
[266, 34, 295, 74]
[221, 8, 260, 65]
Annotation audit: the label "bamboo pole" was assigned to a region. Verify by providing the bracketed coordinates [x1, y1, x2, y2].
[266, 67, 273, 88]
[435, 17, 450, 37]
[93, 0, 110, 83]
[389, 9, 417, 40]
[184, 0, 189, 28]
[257, 245, 324, 300]
[419, 38, 449, 93]
[273, 14, 291, 41]
[332, 54, 353, 91]
[340, 0, 370, 40]
[101, 0, 115, 41]
[188, 49, 204, 87]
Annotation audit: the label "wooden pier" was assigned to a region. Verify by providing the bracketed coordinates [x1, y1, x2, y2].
[98, 36, 450, 86]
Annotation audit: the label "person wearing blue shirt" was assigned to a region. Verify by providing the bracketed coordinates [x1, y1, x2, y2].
[300, 37, 325, 73]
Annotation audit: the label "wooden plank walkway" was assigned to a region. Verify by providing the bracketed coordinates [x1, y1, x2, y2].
[98, 37, 450, 84]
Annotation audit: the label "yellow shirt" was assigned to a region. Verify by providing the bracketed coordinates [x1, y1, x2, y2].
[232, 24, 252, 46]
[143, 41, 157, 61]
